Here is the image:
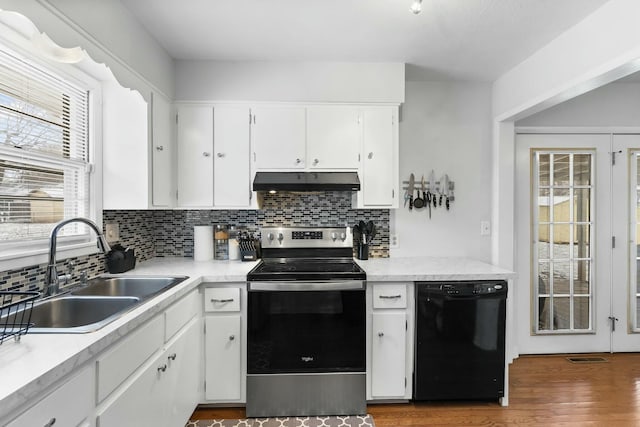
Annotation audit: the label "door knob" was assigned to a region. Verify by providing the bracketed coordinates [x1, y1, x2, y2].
[203, 152, 211, 157]
[378, 332, 384, 337]
[217, 153, 225, 158]
[368, 152, 373, 159]
[313, 158, 319, 166]
[155, 145, 164, 151]
[229, 335, 235, 341]
[157, 364, 167, 372]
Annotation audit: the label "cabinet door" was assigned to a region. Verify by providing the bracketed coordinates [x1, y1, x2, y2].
[362, 108, 396, 206]
[102, 80, 149, 209]
[177, 105, 214, 207]
[151, 92, 173, 207]
[7, 365, 93, 427]
[166, 320, 201, 427]
[371, 312, 406, 398]
[306, 106, 361, 169]
[214, 106, 251, 207]
[97, 349, 167, 427]
[205, 315, 242, 401]
[252, 107, 306, 170]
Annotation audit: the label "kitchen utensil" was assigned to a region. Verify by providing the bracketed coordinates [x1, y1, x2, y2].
[442, 174, 450, 210]
[408, 173, 415, 210]
[366, 221, 376, 243]
[359, 220, 367, 244]
[428, 170, 437, 209]
[413, 175, 425, 209]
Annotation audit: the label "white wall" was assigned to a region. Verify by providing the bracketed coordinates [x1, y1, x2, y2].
[517, 82, 640, 127]
[0, 0, 174, 99]
[391, 81, 493, 262]
[175, 61, 404, 103]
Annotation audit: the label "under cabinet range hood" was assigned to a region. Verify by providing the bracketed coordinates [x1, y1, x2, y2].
[253, 171, 360, 192]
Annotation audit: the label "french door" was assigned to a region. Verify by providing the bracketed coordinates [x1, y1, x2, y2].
[515, 133, 640, 354]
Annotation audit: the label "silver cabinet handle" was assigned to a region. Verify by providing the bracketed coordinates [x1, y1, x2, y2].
[295, 158, 302, 164]
[157, 364, 167, 372]
[229, 335, 235, 341]
[44, 418, 56, 427]
[211, 298, 234, 303]
[168, 353, 177, 361]
[368, 152, 373, 159]
[378, 332, 384, 337]
[313, 158, 319, 166]
[203, 152, 211, 157]
[217, 152, 225, 158]
[379, 294, 402, 299]
[156, 145, 164, 151]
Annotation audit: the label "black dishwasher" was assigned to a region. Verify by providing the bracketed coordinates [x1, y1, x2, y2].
[414, 280, 507, 401]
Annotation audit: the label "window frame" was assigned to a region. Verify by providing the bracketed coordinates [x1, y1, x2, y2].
[0, 25, 103, 272]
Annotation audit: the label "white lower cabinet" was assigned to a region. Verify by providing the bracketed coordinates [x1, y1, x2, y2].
[205, 315, 242, 400]
[97, 318, 200, 427]
[368, 282, 413, 400]
[203, 285, 245, 403]
[7, 364, 94, 427]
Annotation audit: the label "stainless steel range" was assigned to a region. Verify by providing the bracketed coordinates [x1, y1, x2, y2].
[246, 226, 366, 417]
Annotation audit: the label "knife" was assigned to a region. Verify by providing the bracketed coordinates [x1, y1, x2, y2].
[408, 173, 415, 210]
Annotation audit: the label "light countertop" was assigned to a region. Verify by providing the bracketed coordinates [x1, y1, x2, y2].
[0, 255, 512, 421]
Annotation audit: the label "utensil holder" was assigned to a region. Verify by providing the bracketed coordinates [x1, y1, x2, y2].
[357, 244, 369, 260]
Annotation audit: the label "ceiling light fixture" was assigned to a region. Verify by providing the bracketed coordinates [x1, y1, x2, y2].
[410, 0, 422, 14]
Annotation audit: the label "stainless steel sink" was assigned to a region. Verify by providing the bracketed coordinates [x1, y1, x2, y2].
[71, 276, 187, 299]
[3, 275, 188, 334]
[6, 296, 140, 333]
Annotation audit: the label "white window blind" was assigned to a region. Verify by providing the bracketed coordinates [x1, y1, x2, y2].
[0, 46, 91, 244]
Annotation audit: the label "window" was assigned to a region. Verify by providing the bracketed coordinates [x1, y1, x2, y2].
[0, 45, 93, 259]
[532, 150, 594, 333]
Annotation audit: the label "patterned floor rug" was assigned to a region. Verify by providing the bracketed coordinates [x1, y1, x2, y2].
[185, 414, 375, 427]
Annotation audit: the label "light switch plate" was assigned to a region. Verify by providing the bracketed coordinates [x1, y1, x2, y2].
[105, 222, 120, 243]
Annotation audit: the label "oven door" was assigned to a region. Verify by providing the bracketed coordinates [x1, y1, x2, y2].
[247, 281, 366, 375]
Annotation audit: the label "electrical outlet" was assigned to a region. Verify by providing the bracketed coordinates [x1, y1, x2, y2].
[390, 234, 399, 248]
[480, 221, 491, 236]
[105, 222, 120, 243]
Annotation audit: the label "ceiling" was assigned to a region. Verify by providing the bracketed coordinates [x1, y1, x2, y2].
[121, 0, 610, 82]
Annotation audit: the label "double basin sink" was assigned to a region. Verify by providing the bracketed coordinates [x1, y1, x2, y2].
[10, 276, 187, 333]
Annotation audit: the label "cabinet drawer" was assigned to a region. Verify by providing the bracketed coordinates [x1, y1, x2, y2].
[204, 288, 240, 312]
[97, 314, 163, 403]
[165, 290, 199, 341]
[373, 284, 407, 309]
[8, 364, 93, 427]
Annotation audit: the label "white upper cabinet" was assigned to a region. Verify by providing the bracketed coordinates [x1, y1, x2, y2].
[214, 106, 251, 207]
[356, 106, 398, 208]
[151, 92, 174, 207]
[103, 84, 175, 210]
[177, 105, 214, 207]
[251, 106, 306, 170]
[306, 106, 361, 169]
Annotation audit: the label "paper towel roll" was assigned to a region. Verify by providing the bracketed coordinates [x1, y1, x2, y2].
[193, 226, 214, 261]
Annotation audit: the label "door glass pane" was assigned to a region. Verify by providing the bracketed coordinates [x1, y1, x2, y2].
[538, 225, 550, 260]
[532, 151, 593, 333]
[553, 154, 570, 186]
[574, 154, 591, 185]
[574, 224, 591, 259]
[573, 296, 590, 329]
[573, 189, 591, 222]
[552, 261, 571, 295]
[552, 188, 570, 222]
[553, 224, 570, 259]
[538, 297, 551, 331]
[553, 297, 570, 330]
[539, 154, 550, 187]
[574, 260, 591, 295]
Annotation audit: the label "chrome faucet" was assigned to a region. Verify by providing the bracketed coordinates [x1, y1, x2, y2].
[45, 217, 111, 297]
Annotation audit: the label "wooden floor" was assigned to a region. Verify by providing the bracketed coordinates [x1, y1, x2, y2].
[191, 353, 640, 426]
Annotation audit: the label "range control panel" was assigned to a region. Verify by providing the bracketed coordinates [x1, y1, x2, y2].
[260, 227, 353, 248]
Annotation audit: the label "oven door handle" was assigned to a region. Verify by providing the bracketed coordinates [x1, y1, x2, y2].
[248, 281, 365, 291]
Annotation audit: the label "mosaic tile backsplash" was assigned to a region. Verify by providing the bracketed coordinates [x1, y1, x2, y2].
[0, 191, 389, 294]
